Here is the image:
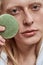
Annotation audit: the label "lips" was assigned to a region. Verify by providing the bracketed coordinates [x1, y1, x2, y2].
[21, 29, 38, 37]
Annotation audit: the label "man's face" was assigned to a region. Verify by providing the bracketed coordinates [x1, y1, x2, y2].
[2, 0, 43, 45]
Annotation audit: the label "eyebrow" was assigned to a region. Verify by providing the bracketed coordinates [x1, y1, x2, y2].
[5, 1, 43, 10]
[29, 2, 42, 6]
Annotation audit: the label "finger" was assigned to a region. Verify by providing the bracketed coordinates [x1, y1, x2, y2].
[0, 41, 5, 45]
[0, 26, 5, 31]
[0, 35, 5, 43]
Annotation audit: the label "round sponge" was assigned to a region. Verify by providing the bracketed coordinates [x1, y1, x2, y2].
[0, 14, 19, 39]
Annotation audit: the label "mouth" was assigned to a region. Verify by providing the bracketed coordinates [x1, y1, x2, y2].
[21, 29, 38, 37]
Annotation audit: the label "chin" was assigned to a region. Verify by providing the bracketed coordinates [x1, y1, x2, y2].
[22, 33, 42, 45]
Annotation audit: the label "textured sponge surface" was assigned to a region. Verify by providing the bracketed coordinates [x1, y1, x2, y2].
[0, 14, 19, 39]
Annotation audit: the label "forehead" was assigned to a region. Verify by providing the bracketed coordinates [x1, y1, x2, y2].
[3, 0, 43, 4]
[2, 0, 43, 9]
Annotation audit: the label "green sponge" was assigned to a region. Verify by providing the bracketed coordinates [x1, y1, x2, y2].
[0, 14, 19, 39]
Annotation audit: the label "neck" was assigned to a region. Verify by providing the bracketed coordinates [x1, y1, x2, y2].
[12, 38, 42, 65]
[15, 44, 36, 65]
[14, 41, 37, 60]
[17, 44, 36, 56]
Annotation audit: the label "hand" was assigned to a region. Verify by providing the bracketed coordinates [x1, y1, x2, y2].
[0, 26, 5, 45]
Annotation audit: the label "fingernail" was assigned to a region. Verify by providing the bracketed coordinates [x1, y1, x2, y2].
[2, 27, 5, 30]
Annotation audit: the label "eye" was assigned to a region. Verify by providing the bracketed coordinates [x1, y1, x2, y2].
[7, 8, 21, 16]
[10, 8, 20, 15]
[30, 3, 41, 11]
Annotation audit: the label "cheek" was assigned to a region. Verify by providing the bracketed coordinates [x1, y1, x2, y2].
[14, 14, 24, 30]
[35, 15, 43, 33]
[38, 16, 43, 31]
[37, 9, 43, 25]
[36, 12, 43, 35]
[33, 11, 43, 28]
[32, 11, 43, 36]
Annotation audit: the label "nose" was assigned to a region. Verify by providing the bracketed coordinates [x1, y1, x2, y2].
[23, 9, 33, 26]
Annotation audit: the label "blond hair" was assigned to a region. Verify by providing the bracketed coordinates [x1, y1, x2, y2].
[4, 39, 18, 65]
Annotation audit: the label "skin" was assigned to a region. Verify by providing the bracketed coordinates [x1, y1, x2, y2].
[0, 0, 43, 65]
